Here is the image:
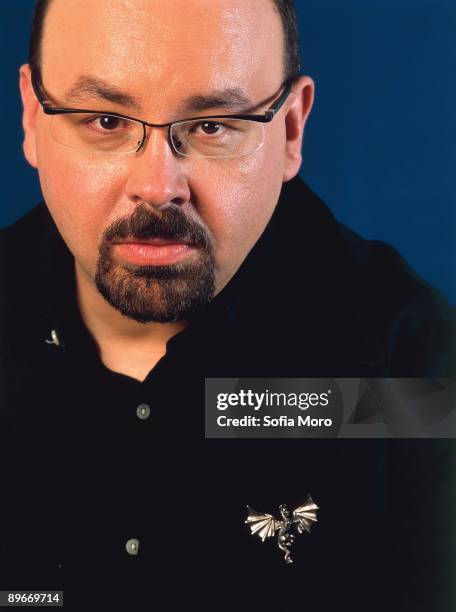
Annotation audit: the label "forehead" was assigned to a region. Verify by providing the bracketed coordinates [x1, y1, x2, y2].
[41, 0, 284, 113]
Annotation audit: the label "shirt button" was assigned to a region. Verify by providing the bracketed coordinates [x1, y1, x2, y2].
[125, 538, 140, 556]
[136, 404, 151, 420]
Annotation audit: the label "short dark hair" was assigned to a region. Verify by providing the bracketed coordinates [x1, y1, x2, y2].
[29, 0, 300, 81]
[272, 0, 301, 79]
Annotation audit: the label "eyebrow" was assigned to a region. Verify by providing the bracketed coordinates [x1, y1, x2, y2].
[64, 75, 254, 115]
[64, 76, 142, 110]
[177, 89, 254, 114]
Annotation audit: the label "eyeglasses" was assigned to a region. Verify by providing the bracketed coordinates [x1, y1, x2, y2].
[31, 72, 293, 159]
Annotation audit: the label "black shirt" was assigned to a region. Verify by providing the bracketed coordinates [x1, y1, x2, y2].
[0, 177, 454, 610]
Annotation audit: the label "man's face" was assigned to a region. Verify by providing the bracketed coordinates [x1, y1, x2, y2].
[21, 0, 313, 323]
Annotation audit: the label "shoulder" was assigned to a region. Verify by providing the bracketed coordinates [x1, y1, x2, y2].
[0, 205, 52, 369]
[0, 204, 45, 246]
[337, 222, 455, 375]
[277, 178, 455, 375]
[0, 205, 47, 287]
[0, 205, 46, 306]
[338, 221, 447, 307]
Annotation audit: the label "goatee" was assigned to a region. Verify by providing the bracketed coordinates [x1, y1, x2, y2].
[95, 205, 216, 323]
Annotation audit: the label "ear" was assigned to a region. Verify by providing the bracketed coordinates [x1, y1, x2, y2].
[282, 76, 315, 182]
[19, 63, 40, 169]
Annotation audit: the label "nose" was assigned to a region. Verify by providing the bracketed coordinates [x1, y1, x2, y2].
[125, 126, 191, 210]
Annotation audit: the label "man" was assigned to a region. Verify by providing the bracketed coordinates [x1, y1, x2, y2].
[0, 0, 454, 610]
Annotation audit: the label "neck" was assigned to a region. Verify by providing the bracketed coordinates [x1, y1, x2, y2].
[75, 263, 188, 381]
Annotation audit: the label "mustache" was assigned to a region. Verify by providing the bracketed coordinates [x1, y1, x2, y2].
[103, 204, 213, 250]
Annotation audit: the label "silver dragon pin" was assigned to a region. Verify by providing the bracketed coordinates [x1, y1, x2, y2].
[245, 495, 319, 564]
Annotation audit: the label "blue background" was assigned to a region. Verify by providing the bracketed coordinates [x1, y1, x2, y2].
[1, 0, 455, 301]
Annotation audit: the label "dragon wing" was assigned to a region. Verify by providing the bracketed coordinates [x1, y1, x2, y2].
[292, 495, 319, 534]
[245, 506, 281, 541]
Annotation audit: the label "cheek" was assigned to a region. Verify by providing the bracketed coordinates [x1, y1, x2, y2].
[195, 140, 284, 285]
[36, 132, 126, 268]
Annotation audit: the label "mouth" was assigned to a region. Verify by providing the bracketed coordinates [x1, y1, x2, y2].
[111, 238, 197, 266]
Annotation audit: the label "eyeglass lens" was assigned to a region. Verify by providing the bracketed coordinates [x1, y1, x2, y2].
[48, 113, 265, 158]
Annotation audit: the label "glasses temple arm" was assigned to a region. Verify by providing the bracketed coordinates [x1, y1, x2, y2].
[31, 70, 52, 107]
[264, 79, 294, 120]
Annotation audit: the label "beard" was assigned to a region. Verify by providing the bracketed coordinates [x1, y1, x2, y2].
[94, 205, 216, 323]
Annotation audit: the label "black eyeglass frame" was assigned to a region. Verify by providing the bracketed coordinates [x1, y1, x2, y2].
[31, 71, 295, 155]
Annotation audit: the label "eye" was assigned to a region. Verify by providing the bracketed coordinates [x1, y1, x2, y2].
[200, 121, 222, 135]
[97, 115, 122, 130]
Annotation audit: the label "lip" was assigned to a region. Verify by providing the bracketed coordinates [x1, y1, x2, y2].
[113, 240, 195, 266]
